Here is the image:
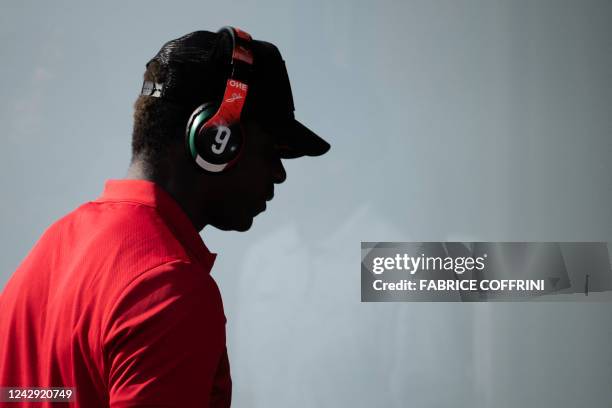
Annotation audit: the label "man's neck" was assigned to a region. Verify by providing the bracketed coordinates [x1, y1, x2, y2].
[124, 160, 151, 181]
[124, 160, 208, 232]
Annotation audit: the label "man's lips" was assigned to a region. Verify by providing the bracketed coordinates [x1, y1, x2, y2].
[253, 189, 274, 216]
[254, 201, 267, 215]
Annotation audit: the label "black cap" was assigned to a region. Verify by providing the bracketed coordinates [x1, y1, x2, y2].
[245, 40, 330, 159]
[142, 30, 329, 159]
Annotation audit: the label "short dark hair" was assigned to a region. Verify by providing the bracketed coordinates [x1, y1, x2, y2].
[131, 31, 232, 168]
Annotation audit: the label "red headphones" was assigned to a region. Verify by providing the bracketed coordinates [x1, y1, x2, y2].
[141, 26, 254, 173]
[184, 26, 254, 172]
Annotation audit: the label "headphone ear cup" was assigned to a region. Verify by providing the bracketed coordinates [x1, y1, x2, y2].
[185, 102, 218, 161]
[185, 101, 246, 173]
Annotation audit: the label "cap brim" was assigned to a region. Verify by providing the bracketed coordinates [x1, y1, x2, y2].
[246, 39, 330, 159]
[273, 119, 330, 159]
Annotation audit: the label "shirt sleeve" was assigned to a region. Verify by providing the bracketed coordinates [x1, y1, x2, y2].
[101, 260, 228, 408]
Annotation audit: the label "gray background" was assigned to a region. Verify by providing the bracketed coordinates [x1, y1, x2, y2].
[1, 0, 611, 406]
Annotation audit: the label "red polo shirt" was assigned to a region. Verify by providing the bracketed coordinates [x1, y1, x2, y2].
[0, 179, 231, 407]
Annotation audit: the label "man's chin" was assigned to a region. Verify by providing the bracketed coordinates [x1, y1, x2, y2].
[211, 216, 254, 232]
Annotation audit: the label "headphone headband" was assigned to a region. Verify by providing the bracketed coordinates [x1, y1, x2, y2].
[204, 26, 253, 130]
[188, 26, 254, 172]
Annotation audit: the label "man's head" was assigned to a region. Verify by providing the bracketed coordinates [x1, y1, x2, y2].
[130, 28, 329, 232]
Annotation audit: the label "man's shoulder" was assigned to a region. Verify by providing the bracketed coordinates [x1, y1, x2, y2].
[70, 199, 194, 266]
[20, 198, 216, 311]
[111, 258, 222, 308]
[101, 258, 226, 347]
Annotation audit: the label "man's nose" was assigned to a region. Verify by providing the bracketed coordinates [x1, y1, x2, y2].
[273, 160, 286, 184]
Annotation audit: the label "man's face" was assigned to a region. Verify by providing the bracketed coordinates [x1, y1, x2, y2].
[204, 119, 287, 231]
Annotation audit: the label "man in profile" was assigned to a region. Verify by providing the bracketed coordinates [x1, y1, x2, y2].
[0, 27, 329, 407]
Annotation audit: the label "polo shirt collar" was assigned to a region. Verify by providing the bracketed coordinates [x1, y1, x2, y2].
[95, 179, 216, 268]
